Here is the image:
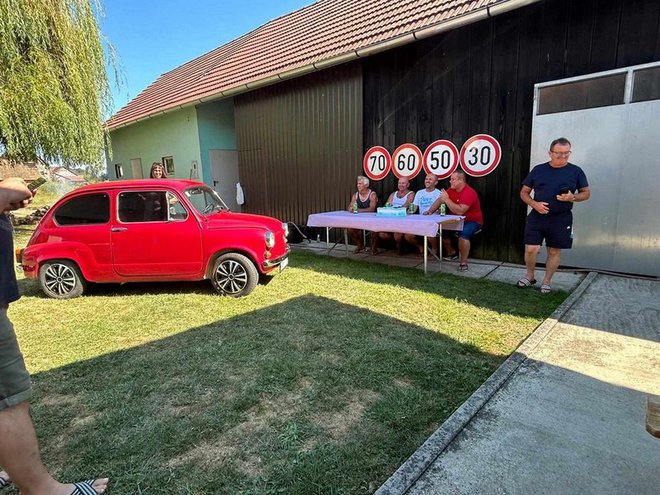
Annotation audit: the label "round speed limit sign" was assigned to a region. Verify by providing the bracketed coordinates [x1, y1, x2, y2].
[363, 146, 392, 181]
[392, 144, 423, 179]
[423, 140, 459, 179]
[459, 134, 502, 177]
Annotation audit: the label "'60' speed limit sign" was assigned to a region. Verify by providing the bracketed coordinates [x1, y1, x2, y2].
[392, 143, 423, 179]
[459, 134, 502, 177]
[423, 140, 459, 179]
[363, 146, 392, 181]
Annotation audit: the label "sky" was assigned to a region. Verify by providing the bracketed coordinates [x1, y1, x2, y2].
[100, 0, 314, 116]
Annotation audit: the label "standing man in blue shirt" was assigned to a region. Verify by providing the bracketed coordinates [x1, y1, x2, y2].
[0, 178, 109, 495]
[518, 138, 590, 293]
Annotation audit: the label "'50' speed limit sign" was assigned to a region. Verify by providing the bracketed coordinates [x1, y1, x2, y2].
[423, 140, 459, 179]
[392, 144, 422, 179]
[363, 146, 392, 180]
[459, 134, 501, 177]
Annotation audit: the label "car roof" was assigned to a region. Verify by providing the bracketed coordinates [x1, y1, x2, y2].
[73, 179, 206, 192]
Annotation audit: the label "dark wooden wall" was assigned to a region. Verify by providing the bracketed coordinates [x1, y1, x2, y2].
[234, 0, 660, 261]
[234, 62, 362, 224]
[363, 0, 660, 262]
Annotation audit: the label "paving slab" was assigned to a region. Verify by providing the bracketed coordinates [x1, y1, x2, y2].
[377, 274, 660, 495]
[486, 264, 585, 292]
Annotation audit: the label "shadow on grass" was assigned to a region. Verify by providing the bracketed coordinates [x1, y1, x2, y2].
[25, 295, 501, 495]
[290, 251, 566, 320]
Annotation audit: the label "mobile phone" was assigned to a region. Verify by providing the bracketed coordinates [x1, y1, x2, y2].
[27, 177, 47, 192]
[558, 187, 571, 195]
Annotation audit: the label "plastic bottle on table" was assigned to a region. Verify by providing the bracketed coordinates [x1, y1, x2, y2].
[353, 202, 358, 214]
[440, 203, 446, 215]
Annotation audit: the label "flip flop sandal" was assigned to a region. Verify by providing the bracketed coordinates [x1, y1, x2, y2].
[0, 474, 11, 488]
[70, 480, 108, 495]
[458, 263, 468, 271]
[540, 284, 552, 294]
[517, 277, 536, 288]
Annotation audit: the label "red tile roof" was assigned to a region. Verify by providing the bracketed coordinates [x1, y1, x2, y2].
[107, 0, 515, 130]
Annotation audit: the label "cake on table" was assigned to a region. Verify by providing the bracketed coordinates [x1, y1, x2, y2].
[376, 206, 407, 217]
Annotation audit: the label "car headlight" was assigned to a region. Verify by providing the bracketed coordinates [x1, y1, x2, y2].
[265, 230, 275, 248]
[282, 222, 289, 237]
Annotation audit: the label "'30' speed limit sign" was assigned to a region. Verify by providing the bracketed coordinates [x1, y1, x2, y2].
[392, 144, 422, 179]
[459, 134, 501, 177]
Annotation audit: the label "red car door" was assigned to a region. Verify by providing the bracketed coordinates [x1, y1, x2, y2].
[111, 189, 203, 277]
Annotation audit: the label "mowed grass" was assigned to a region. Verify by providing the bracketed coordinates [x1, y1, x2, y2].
[7, 239, 566, 494]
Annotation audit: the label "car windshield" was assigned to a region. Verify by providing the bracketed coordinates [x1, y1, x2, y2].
[184, 186, 229, 215]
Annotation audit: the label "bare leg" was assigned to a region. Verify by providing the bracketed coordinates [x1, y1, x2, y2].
[370, 231, 379, 255]
[428, 237, 438, 256]
[442, 238, 456, 257]
[524, 244, 540, 281]
[404, 233, 421, 254]
[348, 228, 364, 251]
[0, 402, 108, 495]
[543, 247, 562, 285]
[458, 237, 470, 264]
[393, 233, 404, 255]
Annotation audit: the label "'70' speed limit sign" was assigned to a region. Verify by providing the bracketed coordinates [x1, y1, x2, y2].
[459, 134, 502, 177]
[363, 146, 392, 180]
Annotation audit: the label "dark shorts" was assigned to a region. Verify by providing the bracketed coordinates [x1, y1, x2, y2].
[442, 221, 482, 241]
[0, 309, 32, 410]
[524, 211, 573, 249]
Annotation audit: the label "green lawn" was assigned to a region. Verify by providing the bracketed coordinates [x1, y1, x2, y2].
[7, 240, 565, 494]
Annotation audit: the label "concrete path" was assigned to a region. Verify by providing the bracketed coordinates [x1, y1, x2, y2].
[293, 240, 585, 292]
[376, 273, 660, 495]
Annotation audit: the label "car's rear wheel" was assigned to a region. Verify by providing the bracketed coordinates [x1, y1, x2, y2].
[211, 253, 258, 297]
[39, 260, 87, 299]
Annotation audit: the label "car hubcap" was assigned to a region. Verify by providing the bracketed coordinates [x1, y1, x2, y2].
[44, 264, 77, 296]
[215, 260, 248, 294]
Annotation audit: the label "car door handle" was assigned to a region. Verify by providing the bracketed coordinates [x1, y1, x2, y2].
[111, 227, 128, 232]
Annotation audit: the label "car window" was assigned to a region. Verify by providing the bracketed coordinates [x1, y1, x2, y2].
[54, 193, 110, 225]
[184, 186, 228, 215]
[118, 191, 169, 223]
[167, 192, 188, 221]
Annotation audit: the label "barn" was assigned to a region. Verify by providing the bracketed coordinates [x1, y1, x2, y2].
[106, 0, 660, 275]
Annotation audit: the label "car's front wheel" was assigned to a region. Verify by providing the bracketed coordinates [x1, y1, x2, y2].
[211, 253, 258, 297]
[39, 260, 87, 299]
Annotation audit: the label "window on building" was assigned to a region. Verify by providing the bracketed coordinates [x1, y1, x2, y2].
[632, 66, 660, 103]
[538, 73, 626, 115]
[54, 194, 110, 225]
[162, 156, 175, 175]
[114, 163, 123, 178]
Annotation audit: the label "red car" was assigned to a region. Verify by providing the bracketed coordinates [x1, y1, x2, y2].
[18, 180, 289, 298]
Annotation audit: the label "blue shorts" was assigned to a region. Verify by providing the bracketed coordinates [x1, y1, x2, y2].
[443, 221, 482, 240]
[524, 211, 572, 249]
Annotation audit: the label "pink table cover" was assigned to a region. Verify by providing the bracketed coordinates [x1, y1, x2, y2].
[307, 211, 464, 237]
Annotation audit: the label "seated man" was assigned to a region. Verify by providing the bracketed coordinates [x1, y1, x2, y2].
[427, 170, 483, 271]
[376, 177, 414, 255]
[347, 175, 378, 253]
[404, 173, 441, 255]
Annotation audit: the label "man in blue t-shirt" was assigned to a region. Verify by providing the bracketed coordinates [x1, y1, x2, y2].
[518, 138, 590, 294]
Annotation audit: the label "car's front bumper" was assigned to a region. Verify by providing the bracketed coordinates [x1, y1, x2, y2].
[262, 246, 290, 270]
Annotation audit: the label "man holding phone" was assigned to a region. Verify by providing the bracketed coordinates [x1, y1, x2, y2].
[518, 138, 590, 294]
[0, 177, 109, 494]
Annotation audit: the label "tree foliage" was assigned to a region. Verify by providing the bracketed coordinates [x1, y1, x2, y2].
[0, 0, 112, 166]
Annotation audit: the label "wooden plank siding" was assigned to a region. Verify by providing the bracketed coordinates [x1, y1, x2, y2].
[234, 0, 660, 262]
[362, 0, 660, 263]
[234, 62, 363, 226]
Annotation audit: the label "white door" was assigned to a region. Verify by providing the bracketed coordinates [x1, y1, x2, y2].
[209, 150, 240, 212]
[130, 158, 143, 179]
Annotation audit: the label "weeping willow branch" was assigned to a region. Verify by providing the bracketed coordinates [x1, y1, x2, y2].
[0, 0, 113, 167]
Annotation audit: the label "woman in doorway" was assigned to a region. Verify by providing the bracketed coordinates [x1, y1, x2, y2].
[149, 162, 168, 178]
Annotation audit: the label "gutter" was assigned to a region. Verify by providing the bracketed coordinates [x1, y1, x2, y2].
[107, 0, 542, 132]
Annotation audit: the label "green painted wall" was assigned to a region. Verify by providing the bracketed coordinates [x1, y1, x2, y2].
[107, 106, 201, 180]
[196, 99, 236, 184]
